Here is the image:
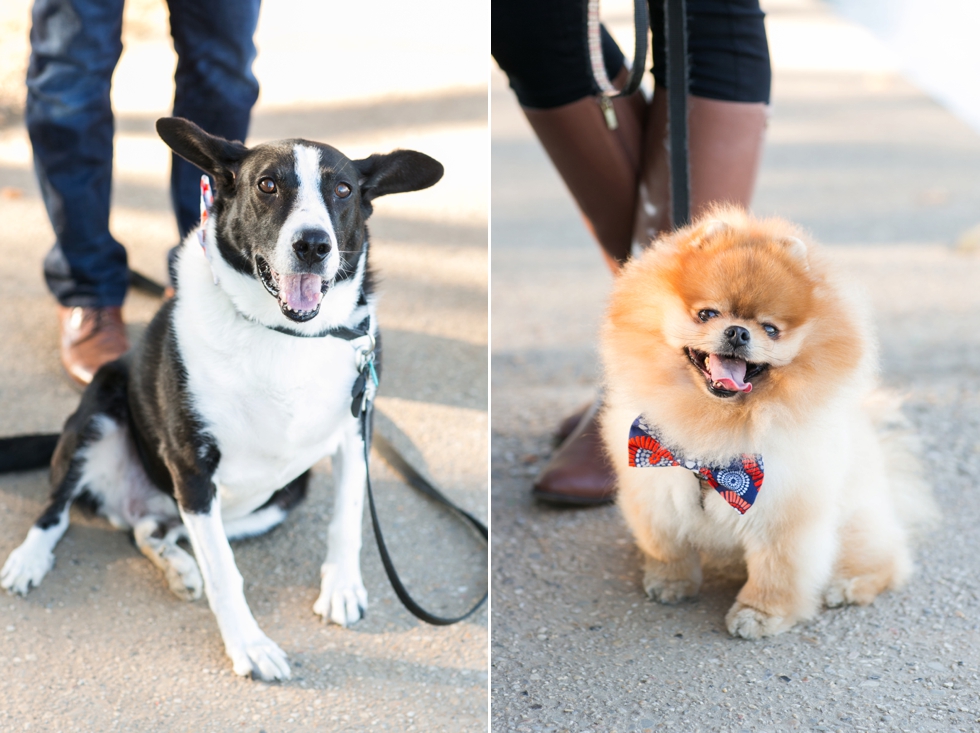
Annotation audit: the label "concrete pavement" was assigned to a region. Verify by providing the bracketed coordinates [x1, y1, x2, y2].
[490, 1, 980, 731]
[0, 0, 487, 730]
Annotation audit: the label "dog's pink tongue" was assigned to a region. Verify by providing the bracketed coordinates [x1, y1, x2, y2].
[708, 354, 752, 393]
[279, 274, 323, 312]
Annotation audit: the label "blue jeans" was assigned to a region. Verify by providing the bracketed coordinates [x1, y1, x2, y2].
[27, 0, 261, 307]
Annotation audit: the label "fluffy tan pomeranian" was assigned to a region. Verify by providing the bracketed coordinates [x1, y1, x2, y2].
[599, 207, 937, 639]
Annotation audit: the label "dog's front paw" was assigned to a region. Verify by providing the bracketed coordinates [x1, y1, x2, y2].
[1, 542, 55, 596]
[725, 601, 789, 639]
[823, 579, 852, 608]
[644, 575, 700, 604]
[642, 554, 701, 605]
[226, 632, 291, 681]
[824, 574, 888, 608]
[314, 563, 368, 626]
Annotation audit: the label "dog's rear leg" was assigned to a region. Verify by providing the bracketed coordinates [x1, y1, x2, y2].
[0, 415, 97, 595]
[3, 365, 133, 596]
[313, 422, 368, 626]
[0, 487, 77, 596]
[133, 518, 203, 601]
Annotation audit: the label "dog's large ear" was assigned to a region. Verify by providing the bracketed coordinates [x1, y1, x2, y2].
[352, 150, 444, 209]
[156, 117, 248, 189]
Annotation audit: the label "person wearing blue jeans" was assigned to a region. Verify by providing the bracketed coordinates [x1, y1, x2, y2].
[27, 0, 261, 385]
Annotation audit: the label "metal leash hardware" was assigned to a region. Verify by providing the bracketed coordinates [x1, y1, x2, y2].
[357, 387, 487, 625]
[350, 332, 378, 418]
[586, 0, 649, 100]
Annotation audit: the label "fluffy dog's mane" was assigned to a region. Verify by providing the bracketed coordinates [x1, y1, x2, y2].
[602, 206, 873, 461]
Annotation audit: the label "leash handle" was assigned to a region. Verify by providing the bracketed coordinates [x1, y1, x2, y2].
[586, 0, 649, 98]
[361, 407, 488, 626]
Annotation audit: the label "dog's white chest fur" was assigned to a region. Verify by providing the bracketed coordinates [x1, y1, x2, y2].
[173, 248, 366, 520]
[192, 327, 355, 518]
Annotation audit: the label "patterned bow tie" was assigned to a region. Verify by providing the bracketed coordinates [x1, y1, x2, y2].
[627, 416, 764, 514]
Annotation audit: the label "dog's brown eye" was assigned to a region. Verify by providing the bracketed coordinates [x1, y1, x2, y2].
[335, 182, 351, 198]
[762, 323, 780, 339]
[698, 309, 719, 322]
[258, 178, 276, 194]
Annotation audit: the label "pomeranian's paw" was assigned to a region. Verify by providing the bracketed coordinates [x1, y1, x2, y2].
[823, 575, 889, 608]
[725, 601, 789, 639]
[823, 578, 852, 608]
[644, 575, 700, 604]
[642, 556, 701, 604]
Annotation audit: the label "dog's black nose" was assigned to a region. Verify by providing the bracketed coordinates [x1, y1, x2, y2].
[292, 229, 331, 265]
[724, 325, 751, 348]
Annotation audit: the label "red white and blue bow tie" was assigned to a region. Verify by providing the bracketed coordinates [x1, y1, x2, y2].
[627, 416, 764, 514]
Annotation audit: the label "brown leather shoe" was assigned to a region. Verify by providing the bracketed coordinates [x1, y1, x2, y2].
[58, 306, 129, 387]
[553, 400, 592, 446]
[533, 401, 616, 506]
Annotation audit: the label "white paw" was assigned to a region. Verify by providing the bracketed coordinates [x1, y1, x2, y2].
[643, 576, 700, 605]
[823, 579, 850, 608]
[725, 601, 788, 639]
[163, 552, 203, 602]
[313, 563, 368, 626]
[226, 632, 291, 681]
[1, 543, 55, 596]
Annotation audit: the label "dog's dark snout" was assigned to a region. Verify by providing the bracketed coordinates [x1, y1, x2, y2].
[292, 229, 331, 265]
[724, 325, 751, 347]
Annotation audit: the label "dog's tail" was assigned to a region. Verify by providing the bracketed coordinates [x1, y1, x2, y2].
[0, 434, 60, 473]
[865, 390, 940, 538]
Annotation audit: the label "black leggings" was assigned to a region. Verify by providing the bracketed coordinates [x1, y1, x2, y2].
[492, 0, 771, 108]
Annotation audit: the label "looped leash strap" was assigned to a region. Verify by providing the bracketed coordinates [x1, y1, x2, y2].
[586, 0, 649, 98]
[359, 405, 488, 626]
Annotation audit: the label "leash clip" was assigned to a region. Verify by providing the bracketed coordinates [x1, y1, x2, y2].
[351, 332, 378, 418]
[354, 332, 377, 379]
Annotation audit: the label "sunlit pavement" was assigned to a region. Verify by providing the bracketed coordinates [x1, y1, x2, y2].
[491, 1, 980, 731]
[0, 0, 487, 730]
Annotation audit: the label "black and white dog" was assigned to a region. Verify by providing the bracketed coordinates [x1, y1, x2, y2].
[0, 118, 443, 681]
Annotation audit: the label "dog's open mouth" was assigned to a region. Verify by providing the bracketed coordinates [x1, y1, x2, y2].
[256, 256, 329, 322]
[686, 348, 770, 398]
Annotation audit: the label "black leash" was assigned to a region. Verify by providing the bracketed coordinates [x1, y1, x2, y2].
[299, 317, 487, 624]
[129, 268, 167, 297]
[664, 0, 691, 227]
[350, 339, 488, 625]
[0, 434, 60, 473]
